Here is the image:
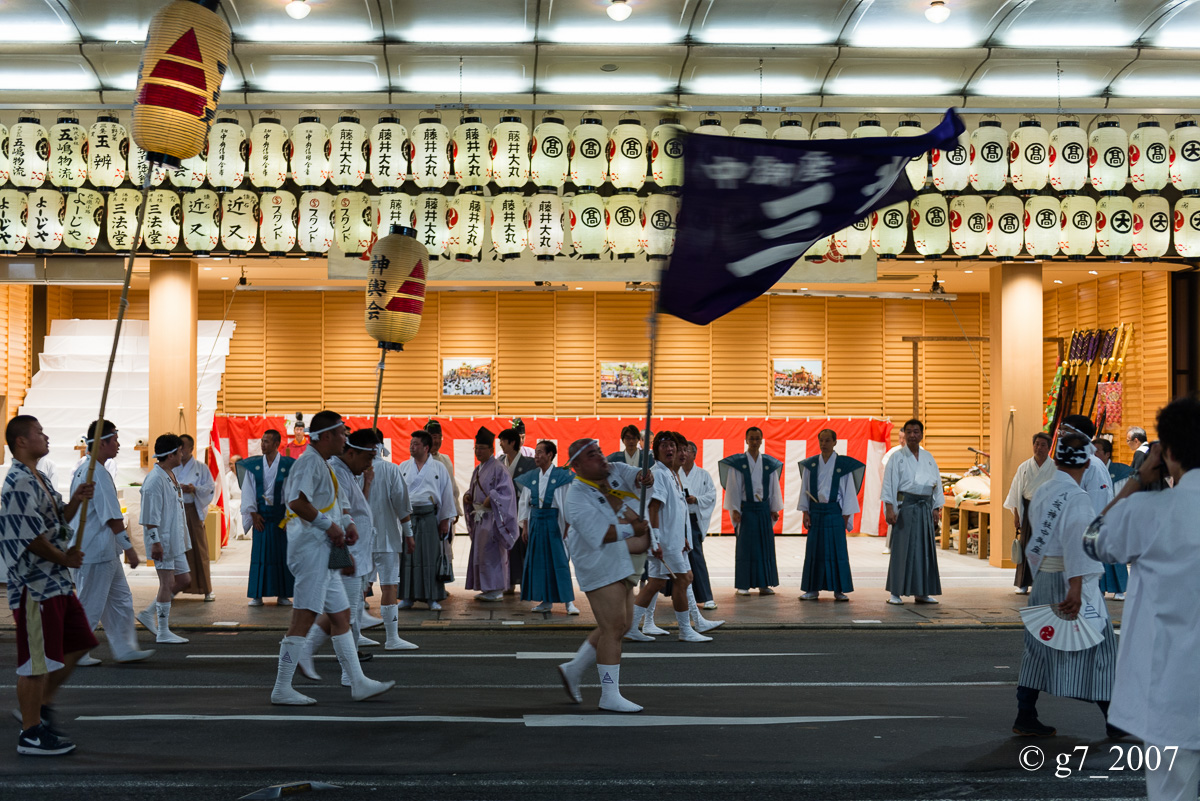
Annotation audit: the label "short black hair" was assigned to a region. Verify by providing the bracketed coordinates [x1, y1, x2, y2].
[410, 430, 433, 450]
[1157, 396, 1200, 472]
[347, 428, 379, 452]
[652, 430, 677, 459]
[1061, 414, 1096, 440]
[1093, 438, 1113, 458]
[86, 419, 118, 441]
[263, 428, 282, 443]
[745, 426, 763, 438]
[902, 419, 924, 433]
[180, 434, 195, 448]
[620, 424, 642, 441]
[424, 419, 442, 435]
[686, 441, 698, 452]
[1032, 431, 1052, 447]
[154, 433, 184, 460]
[309, 410, 343, 441]
[5, 415, 38, 450]
[817, 428, 838, 443]
[498, 429, 520, 448]
[537, 440, 557, 458]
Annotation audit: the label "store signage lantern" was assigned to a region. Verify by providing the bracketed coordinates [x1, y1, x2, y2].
[1169, 116, 1200, 194]
[931, 131, 969, 194]
[447, 191, 486, 262]
[334, 191, 372, 257]
[410, 111, 450, 190]
[1049, 116, 1088, 192]
[525, 191, 565, 261]
[693, 111, 730, 137]
[772, 113, 810, 141]
[206, 113, 246, 192]
[833, 217, 872, 259]
[249, 112, 289, 190]
[88, 114, 126, 190]
[62, 188, 103, 252]
[10, 113, 49, 189]
[804, 234, 835, 262]
[220, 188, 257, 255]
[169, 151, 207, 189]
[641, 193, 678, 260]
[26, 188, 64, 254]
[451, 114, 491, 190]
[491, 111, 530, 191]
[949, 194, 987, 257]
[1009, 114, 1050, 196]
[569, 192, 606, 259]
[0, 124, 9, 185]
[415, 192, 448, 259]
[606, 194, 642, 259]
[1174, 198, 1200, 259]
[490, 194, 527, 260]
[259, 190, 297, 256]
[299, 191, 335, 255]
[1096, 194, 1134, 259]
[1089, 117, 1128, 193]
[893, 117, 928, 191]
[851, 117, 887, 140]
[731, 113, 768, 139]
[1132, 194, 1170, 260]
[330, 112, 368, 190]
[142, 188, 180, 255]
[291, 112, 330, 190]
[182, 189, 219, 254]
[1130, 116, 1169, 193]
[1023, 196, 1061, 259]
[985, 195, 1023, 260]
[107, 188, 143, 251]
[969, 116, 1009, 194]
[608, 112, 649, 192]
[129, 140, 168, 188]
[530, 111, 570, 191]
[49, 112, 88, 191]
[569, 112, 609, 189]
[365, 225, 429, 350]
[370, 113, 408, 192]
[871, 201, 908, 259]
[809, 115, 846, 141]
[910, 193, 949, 257]
[378, 193, 416, 236]
[1060, 194, 1097, 259]
[649, 116, 686, 193]
[0, 190, 27, 255]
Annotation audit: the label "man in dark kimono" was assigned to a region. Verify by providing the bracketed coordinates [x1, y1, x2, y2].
[719, 427, 783, 596]
[797, 429, 864, 601]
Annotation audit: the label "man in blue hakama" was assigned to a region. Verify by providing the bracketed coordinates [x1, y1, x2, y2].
[719, 427, 783, 596]
[517, 440, 578, 615]
[241, 429, 295, 606]
[797, 429, 864, 601]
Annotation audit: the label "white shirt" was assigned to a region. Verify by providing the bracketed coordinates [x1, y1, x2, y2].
[679, 464, 717, 539]
[564, 462, 641, 593]
[797, 454, 861, 520]
[330, 456, 373, 578]
[370, 458, 413, 553]
[881, 446, 945, 510]
[517, 466, 571, 533]
[173, 456, 215, 513]
[1026, 469, 1102, 580]
[430, 452, 463, 518]
[1080, 455, 1115, 517]
[139, 465, 189, 555]
[70, 458, 131, 564]
[520, 444, 535, 458]
[283, 446, 344, 561]
[240, 453, 282, 532]
[650, 460, 690, 549]
[1002, 456, 1057, 514]
[400, 457, 457, 523]
[722, 452, 784, 513]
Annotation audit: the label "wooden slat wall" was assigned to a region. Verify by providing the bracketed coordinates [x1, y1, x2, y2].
[265, 293, 322, 412]
[322, 291, 380, 415]
[71, 289, 111, 320]
[554, 293, 596, 416]
[768, 296, 827, 415]
[45, 287, 73, 322]
[826, 299, 884, 416]
[497, 294, 557, 416]
[381, 292, 440, 415]
[595, 292, 652, 417]
[4, 286, 31, 422]
[654, 312, 711, 416]
[883, 299, 924, 433]
[711, 297, 769, 416]
[439, 293, 497, 416]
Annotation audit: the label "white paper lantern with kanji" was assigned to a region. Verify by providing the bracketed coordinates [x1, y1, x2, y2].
[608, 113, 649, 192]
[0, 124, 9, 185]
[772, 114, 809, 141]
[731, 113, 768, 139]
[299, 191, 335, 255]
[530, 111, 570, 191]
[220, 189, 258, 255]
[569, 192, 606, 259]
[833, 217, 872, 259]
[49, 112, 88, 191]
[490, 194, 527, 260]
[1133, 194, 1170, 260]
[969, 117, 1009, 194]
[949, 194, 987, 257]
[415, 192, 448, 259]
[410, 111, 451, 190]
[291, 112, 330, 190]
[910, 193, 949, 257]
[378, 193, 416, 235]
[259, 190, 297, 256]
[1096, 194, 1134, 260]
[447, 191, 486, 261]
[1009, 114, 1050, 196]
[249, 112, 289, 191]
[1089, 117, 1127, 193]
[106, 187, 142, 251]
[931, 131, 969, 193]
[370, 113, 408, 191]
[525, 191, 565, 261]
[169, 151, 207, 189]
[871, 201, 908, 258]
[62, 188, 103, 252]
[1174, 198, 1200, 259]
[87, 114, 125, 190]
[1060, 195, 1097, 259]
[182, 189, 219, 255]
[128, 140, 167, 188]
[892, 117, 928, 191]
[693, 111, 730, 137]
[804, 234, 835, 262]
[1130, 116, 1169, 193]
[649, 116, 685, 193]
[330, 112, 368, 191]
[26, 189, 64, 254]
[141, 189, 180, 255]
[641, 193, 678, 260]
[570, 112, 609, 188]
[1049, 116, 1088, 192]
[1024, 196, 1061, 258]
[606, 194, 642, 259]
[985, 195, 1023, 260]
[206, 114, 246, 192]
[10, 113, 48, 189]
[333, 191, 372, 257]
[810, 116, 846, 141]
[0, 190, 27, 255]
[851, 117, 887, 139]
[1170, 116, 1200, 194]
[451, 114, 491, 190]
[491, 112, 530, 192]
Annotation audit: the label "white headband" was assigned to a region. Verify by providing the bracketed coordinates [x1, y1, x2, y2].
[347, 442, 376, 452]
[84, 431, 117, 444]
[308, 420, 344, 438]
[567, 439, 601, 466]
[154, 446, 180, 459]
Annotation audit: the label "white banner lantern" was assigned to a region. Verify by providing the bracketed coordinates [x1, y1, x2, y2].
[649, 115, 685, 193]
[871, 201, 908, 259]
[291, 112, 330, 190]
[330, 111, 368, 190]
[569, 112, 608, 189]
[142, 189, 180, 256]
[447, 191, 486, 262]
[0, 190, 28, 255]
[1009, 114, 1050, 196]
[63, 188, 103, 252]
[1097, 194, 1134, 260]
[1170, 116, 1200, 194]
[1089, 117, 1128, 193]
[605, 194, 642, 259]
[804, 234, 836, 262]
[892, 116, 928, 191]
[415, 192, 448, 259]
[969, 116, 1009, 194]
[451, 114, 491, 191]
[334, 191, 373, 257]
[221, 189, 258, 256]
[608, 112, 649, 192]
[11, 113, 48, 189]
[490, 194, 527, 260]
[1049, 116, 1088, 192]
[810, 115, 846, 141]
[128, 140, 167, 188]
[910, 193, 949, 257]
[1133, 194, 1170, 260]
[731, 113, 768, 139]
[249, 112, 289, 191]
[833, 217, 872, 259]
[410, 110, 450, 190]
[206, 113, 246, 192]
[641, 193, 678, 260]
[169, 151, 207, 190]
[931, 131, 969, 194]
[569, 192, 606, 259]
[1024, 196, 1061, 259]
[299, 191, 335, 256]
[370, 112, 408, 192]
[772, 113, 810, 141]
[260, 190, 297, 256]
[1060, 194, 1097, 260]
[378, 193, 417, 235]
[0, 124, 9, 185]
[182, 189, 220, 255]
[949, 194, 987, 257]
[851, 117, 887, 140]
[26, 189, 64, 254]
[1174, 198, 1200, 259]
[530, 111, 570, 191]
[1130, 116, 1169, 193]
[106, 188, 142, 252]
[87, 114, 126, 191]
[491, 111, 530, 192]
[524, 191, 565, 261]
[693, 111, 730, 137]
[985, 195, 1023, 260]
[49, 112, 88, 191]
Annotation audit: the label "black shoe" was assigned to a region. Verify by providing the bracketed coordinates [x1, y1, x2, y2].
[1013, 713, 1056, 737]
[40, 705, 66, 739]
[357, 650, 373, 662]
[16, 724, 75, 756]
[1106, 724, 1131, 740]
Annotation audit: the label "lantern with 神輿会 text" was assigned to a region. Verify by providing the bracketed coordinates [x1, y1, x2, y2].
[1130, 116, 1169, 193]
[1170, 116, 1200, 194]
[490, 194, 527, 260]
[452, 113, 491, 191]
[526, 190, 565, 261]
[1097, 194, 1134, 260]
[1060, 194, 1097, 260]
[448, 190, 486, 262]
[650, 115, 685, 193]
[1049, 115, 1088, 193]
[63, 188, 103, 253]
[1024, 195, 1061, 259]
[530, 111, 570, 191]
[259, 190, 297, 256]
[220, 188, 257, 256]
[335, 191, 373, 257]
[570, 191, 606, 260]
[330, 111, 368, 191]
[491, 111, 530, 192]
[911, 192, 949, 258]
[49, 112, 88, 191]
[969, 115, 1009, 195]
[608, 112, 648, 192]
[182, 188, 219, 255]
[569, 111, 608, 188]
[142, 188, 180, 256]
[985, 194, 1024, 261]
[641, 193, 678, 260]
[26, 188, 64, 254]
[365, 225, 429, 351]
[106, 187, 142, 251]
[410, 111, 450, 190]
[0, 190, 28, 255]
[1133, 194, 1170, 261]
[249, 111, 289, 191]
[291, 111, 330, 190]
[415, 191, 448, 259]
[10, 112, 49, 190]
[871, 201, 908, 259]
[370, 112, 408, 192]
[298, 191, 334, 256]
[206, 112, 246, 192]
[1009, 114, 1050, 196]
[772, 113, 809, 141]
[892, 116, 928, 191]
[949, 194, 987, 257]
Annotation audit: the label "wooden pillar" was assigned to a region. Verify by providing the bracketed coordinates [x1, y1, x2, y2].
[989, 263, 1043, 568]
[149, 260, 198, 441]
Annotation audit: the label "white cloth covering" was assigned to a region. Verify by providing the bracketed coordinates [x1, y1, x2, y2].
[430, 452, 463, 518]
[284, 446, 349, 614]
[1026, 470, 1104, 581]
[679, 464, 716, 539]
[399, 457, 456, 522]
[517, 466, 570, 533]
[139, 465, 189, 560]
[70, 458, 131, 564]
[240, 453, 282, 532]
[722, 452, 784, 512]
[329, 456, 374, 580]
[74, 559, 139, 657]
[1003, 455, 1057, 515]
[369, 457, 413, 554]
[173, 456, 215, 514]
[649, 460, 690, 574]
[796, 454, 861, 523]
[881, 446, 945, 510]
[564, 462, 640, 593]
[1081, 455, 1115, 516]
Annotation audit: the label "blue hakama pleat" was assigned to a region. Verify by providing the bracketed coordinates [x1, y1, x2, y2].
[735, 500, 779, 589]
[520, 507, 574, 604]
[801, 501, 854, 593]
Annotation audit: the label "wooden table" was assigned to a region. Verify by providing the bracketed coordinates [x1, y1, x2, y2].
[940, 495, 990, 560]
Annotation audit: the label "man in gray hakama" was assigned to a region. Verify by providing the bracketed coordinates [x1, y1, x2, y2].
[398, 430, 456, 610]
[882, 419, 943, 604]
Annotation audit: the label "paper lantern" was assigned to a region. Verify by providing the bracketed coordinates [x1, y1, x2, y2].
[330, 112, 368, 190]
[49, 112, 88, 191]
[693, 111, 730, 137]
[141, 189, 180, 255]
[370, 113, 408, 191]
[969, 116, 1009, 194]
[259, 190, 297, 256]
[378, 193, 416, 236]
[1130, 116, 1169, 193]
[447, 191, 485, 262]
[299, 191, 335, 255]
[249, 112, 289, 190]
[169, 151, 207, 189]
[810, 116, 847, 141]
[0, 124, 9, 184]
[365, 225, 429, 350]
[931, 131, 969, 194]
[128, 140, 167, 188]
[490, 194, 527, 260]
[1174, 198, 1200, 259]
[569, 112, 609, 189]
[1133, 194, 1170, 260]
[608, 112, 649, 192]
[106, 188, 143, 251]
[772, 114, 810, 141]
[182, 189, 219, 254]
[87, 115, 126, 191]
[1049, 116, 1088, 192]
[333, 191, 372, 257]
[1060, 195, 1097, 260]
[206, 113, 246, 192]
[910, 193, 949, 257]
[62, 188, 103, 252]
[1023, 196, 1061, 259]
[804, 234, 835, 262]
[985, 195, 1023, 260]
[415, 192, 448, 259]
[1009, 114, 1050, 196]
[1089, 117, 1128, 193]
[1096, 194, 1133, 260]
[949, 195, 987, 257]
[1170, 116, 1200, 194]
[833, 217, 872, 259]
[409, 111, 450, 190]
[648, 116, 685, 193]
[526, 191, 565, 261]
[569, 192, 606, 259]
[26, 189, 64, 254]
[892, 117, 928, 191]
[731, 113, 769, 139]
[291, 112, 330, 190]
[451, 114, 491, 190]
[220, 189, 258, 255]
[530, 111, 571, 191]
[605, 194, 642, 259]
[491, 111, 530, 192]
[871, 201, 908, 259]
[131, 0, 232, 166]
[851, 117, 887, 139]
[641, 193, 678, 260]
[0, 190, 28, 255]
[10, 113, 48, 189]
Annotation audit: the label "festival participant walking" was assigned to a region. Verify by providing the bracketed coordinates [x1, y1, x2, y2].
[137, 434, 192, 644]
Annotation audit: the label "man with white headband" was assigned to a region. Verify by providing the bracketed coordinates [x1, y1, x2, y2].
[557, 438, 652, 713]
[136, 434, 192, 645]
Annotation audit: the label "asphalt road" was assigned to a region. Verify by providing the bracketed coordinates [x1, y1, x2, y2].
[0, 628, 1152, 800]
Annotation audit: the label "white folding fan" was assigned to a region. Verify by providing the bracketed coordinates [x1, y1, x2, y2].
[1019, 604, 1105, 651]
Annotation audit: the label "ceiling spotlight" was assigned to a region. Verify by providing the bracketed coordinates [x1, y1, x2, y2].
[925, 0, 950, 23]
[607, 0, 632, 22]
[285, 0, 311, 20]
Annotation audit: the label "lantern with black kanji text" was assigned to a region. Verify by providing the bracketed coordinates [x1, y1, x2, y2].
[416, 192, 448, 259]
[182, 188, 219, 254]
[911, 192, 948, 257]
[221, 188, 257, 255]
[260, 190, 297, 256]
[530, 111, 570, 191]
[299, 190, 334, 255]
[833, 217, 872, 259]
[1130, 116, 1169, 193]
[88, 114, 126, 191]
[169, 151, 207, 189]
[365, 225, 429, 351]
[527, 191, 565, 261]
[1009, 114, 1049, 196]
[249, 111, 289, 190]
[143, 189, 180, 256]
[931, 129, 969, 194]
[106, 188, 143, 251]
[1097, 194, 1133, 260]
[128, 140, 167, 188]
[969, 115, 1008, 195]
[370, 112, 408, 191]
[1049, 116, 1088, 193]
[452, 114, 491, 191]
[892, 116, 928, 191]
[1133, 194, 1170, 260]
[378, 193, 416, 237]
[871, 201, 908, 259]
[291, 112, 330, 190]
[650, 115, 685, 193]
[27, 189, 64, 254]
[949, 195, 986, 257]
[207, 112, 245, 192]
[569, 112, 608, 189]
[49, 112, 88, 191]
[63, 188, 103, 252]
[1089, 116, 1127, 193]
[0, 190, 28, 255]
[1060, 194, 1097, 260]
[1024, 196, 1061, 259]
[491, 111, 530, 192]
[410, 111, 450, 190]
[448, 190, 486, 262]
[608, 112, 648, 192]
[605, 194, 641, 260]
[1170, 116, 1200, 194]
[331, 111, 368, 190]
[985, 194, 1023, 261]
[490, 194, 526, 260]
[335, 191, 373, 257]
[569, 191, 605, 260]
[1174, 197, 1200, 259]
[10, 112, 48, 190]
[641, 193, 678, 260]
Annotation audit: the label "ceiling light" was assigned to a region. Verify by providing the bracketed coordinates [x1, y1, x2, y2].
[1053, 279, 1063, 284]
[963, 270, 973, 274]
[300, 257, 310, 261]
[607, 0, 632, 22]
[575, 286, 583, 290]
[925, 1, 950, 24]
[203, 267, 212, 271]
[912, 288, 921, 292]
[800, 287, 808, 291]
[221, 276, 230, 280]
[1088, 270, 1098, 275]
[285, 0, 311, 20]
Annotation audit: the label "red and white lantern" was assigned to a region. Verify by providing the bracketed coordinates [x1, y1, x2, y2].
[26, 188, 64, 254]
[1089, 117, 1127, 193]
[985, 195, 1023, 260]
[415, 192, 448, 259]
[851, 117, 887, 139]
[169, 151, 207, 190]
[731, 113, 768, 139]
[1009, 114, 1050, 196]
[949, 194, 987, 257]
[106, 188, 142, 251]
[128, 139, 167, 188]
[410, 111, 451, 190]
[809, 115, 846, 141]
[530, 111, 570, 191]
[452, 114, 492, 190]
[0, 189, 27, 254]
[206, 113, 246, 192]
[772, 113, 810, 141]
[605, 194, 642, 259]
[334, 191, 372, 257]
[1169, 116, 1200, 194]
[330, 111, 369, 190]
[0, 124, 9, 185]
[260, 190, 297, 256]
[62, 188, 103, 252]
[969, 116, 1009, 194]
[1174, 197, 1200, 259]
[49, 112, 88, 191]
[892, 117, 928, 191]
[87, 114, 126, 190]
[1130, 116, 1169, 193]
[569, 192, 606, 259]
[1024, 196, 1061, 259]
[249, 112, 289, 191]
[220, 189, 258, 256]
[378, 193, 417, 235]
[650, 115, 685, 193]
[871, 201, 908, 259]
[570, 112, 609, 188]
[931, 131, 969, 194]
[641, 193, 678, 260]
[10, 113, 49, 189]
[490, 194, 527, 260]
[526, 191, 565, 261]
[1049, 116, 1088, 192]
[447, 191, 486, 261]
[142, 188, 180, 256]
[910, 193, 949, 257]
[182, 189, 219, 255]
[607, 112, 649, 192]
[291, 112, 330, 190]
[490, 111, 530, 191]
[299, 191, 335, 256]
[804, 234, 835, 262]
[1132, 194, 1170, 260]
[833, 217, 872, 259]
[370, 113, 408, 191]
[1060, 194, 1097, 259]
[693, 111, 730, 137]
[1096, 194, 1134, 259]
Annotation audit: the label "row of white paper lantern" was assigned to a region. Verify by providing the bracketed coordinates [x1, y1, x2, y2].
[0, 186, 678, 261]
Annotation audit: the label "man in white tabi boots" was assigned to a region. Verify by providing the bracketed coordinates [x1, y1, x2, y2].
[364, 431, 418, 650]
[137, 434, 192, 645]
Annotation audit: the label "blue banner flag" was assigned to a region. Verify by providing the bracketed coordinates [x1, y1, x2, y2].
[659, 109, 965, 326]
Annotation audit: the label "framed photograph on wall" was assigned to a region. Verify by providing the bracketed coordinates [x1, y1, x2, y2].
[599, 361, 650, 400]
[773, 359, 823, 398]
[442, 358, 492, 396]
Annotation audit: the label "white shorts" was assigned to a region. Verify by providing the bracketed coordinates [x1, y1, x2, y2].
[648, 548, 690, 579]
[290, 545, 351, 615]
[373, 552, 400, 585]
[153, 553, 190, 574]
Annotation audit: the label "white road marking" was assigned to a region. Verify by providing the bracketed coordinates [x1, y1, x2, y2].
[185, 652, 831, 661]
[74, 713, 945, 728]
[24, 680, 1015, 691]
[76, 714, 522, 724]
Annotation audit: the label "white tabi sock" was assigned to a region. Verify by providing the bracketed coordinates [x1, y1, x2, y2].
[568, 639, 597, 670]
[382, 603, 399, 642]
[688, 585, 724, 632]
[624, 604, 652, 641]
[299, 623, 328, 681]
[646, 594, 658, 621]
[556, 639, 596, 703]
[343, 576, 364, 643]
[333, 630, 395, 701]
[154, 601, 187, 643]
[676, 609, 713, 642]
[270, 635, 315, 705]
[597, 664, 642, 713]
